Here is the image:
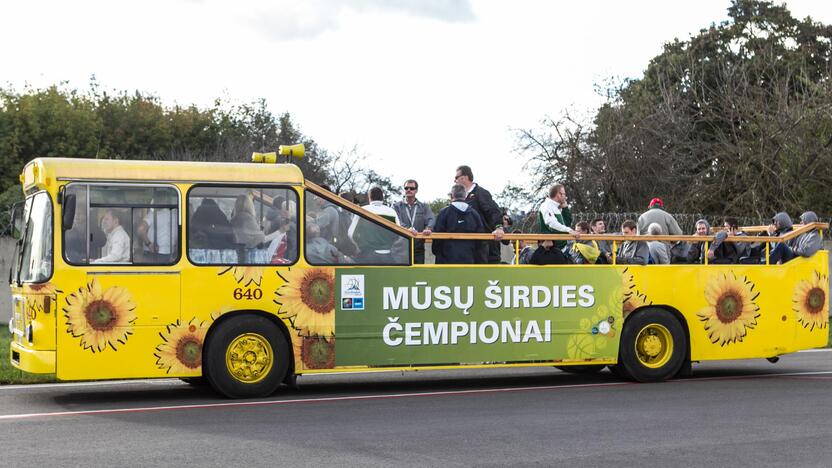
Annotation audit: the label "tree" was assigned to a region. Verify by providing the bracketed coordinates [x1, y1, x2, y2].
[514, 0, 832, 218]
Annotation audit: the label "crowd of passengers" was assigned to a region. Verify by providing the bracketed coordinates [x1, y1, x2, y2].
[86, 163, 820, 266]
[294, 164, 823, 266]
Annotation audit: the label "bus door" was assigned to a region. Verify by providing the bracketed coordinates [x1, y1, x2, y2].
[56, 183, 182, 379]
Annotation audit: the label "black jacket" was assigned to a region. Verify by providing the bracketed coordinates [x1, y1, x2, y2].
[432, 202, 485, 264]
[465, 185, 502, 263]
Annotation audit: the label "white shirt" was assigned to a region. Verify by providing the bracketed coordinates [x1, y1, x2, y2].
[143, 209, 175, 254]
[348, 201, 401, 238]
[94, 225, 130, 263]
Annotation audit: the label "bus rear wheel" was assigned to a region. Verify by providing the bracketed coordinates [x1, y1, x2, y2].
[619, 308, 686, 383]
[204, 315, 289, 398]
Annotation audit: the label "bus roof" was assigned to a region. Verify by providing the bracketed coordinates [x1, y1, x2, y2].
[21, 157, 305, 191]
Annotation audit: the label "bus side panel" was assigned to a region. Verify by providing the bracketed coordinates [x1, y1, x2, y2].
[332, 266, 623, 368]
[630, 252, 829, 362]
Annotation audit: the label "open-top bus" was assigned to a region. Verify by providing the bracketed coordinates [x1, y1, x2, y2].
[8, 153, 829, 397]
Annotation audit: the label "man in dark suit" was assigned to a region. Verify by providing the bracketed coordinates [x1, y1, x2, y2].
[454, 165, 504, 263]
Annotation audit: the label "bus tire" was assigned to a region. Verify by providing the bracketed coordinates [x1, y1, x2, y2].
[204, 315, 289, 399]
[619, 308, 686, 383]
[555, 365, 605, 374]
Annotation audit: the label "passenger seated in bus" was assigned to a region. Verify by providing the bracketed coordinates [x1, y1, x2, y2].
[769, 211, 822, 264]
[306, 223, 353, 264]
[590, 218, 612, 264]
[768, 212, 795, 264]
[616, 220, 649, 265]
[530, 239, 570, 265]
[646, 223, 670, 264]
[231, 193, 281, 248]
[674, 219, 709, 264]
[569, 222, 601, 264]
[432, 184, 485, 264]
[267, 217, 294, 264]
[65, 210, 106, 263]
[191, 198, 234, 249]
[708, 217, 747, 264]
[512, 232, 534, 265]
[92, 209, 131, 264]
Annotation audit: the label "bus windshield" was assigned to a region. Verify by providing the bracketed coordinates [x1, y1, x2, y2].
[17, 191, 53, 283]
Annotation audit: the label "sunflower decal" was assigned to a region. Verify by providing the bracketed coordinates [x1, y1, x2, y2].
[219, 266, 264, 287]
[696, 272, 760, 346]
[622, 267, 650, 318]
[155, 318, 210, 374]
[301, 336, 336, 369]
[275, 267, 335, 338]
[63, 279, 137, 352]
[793, 271, 829, 331]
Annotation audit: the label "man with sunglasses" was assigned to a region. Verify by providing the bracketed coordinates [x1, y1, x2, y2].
[393, 179, 435, 264]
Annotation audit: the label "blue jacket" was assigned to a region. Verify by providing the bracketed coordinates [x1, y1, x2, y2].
[432, 202, 485, 264]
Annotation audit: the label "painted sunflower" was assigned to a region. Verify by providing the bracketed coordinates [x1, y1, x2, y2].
[275, 268, 335, 337]
[63, 279, 137, 352]
[623, 291, 651, 318]
[696, 272, 760, 346]
[219, 266, 264, 287]
[301, 336, 336, 369]
[793, 271, 829, 331]
[155, 318, 210, 374]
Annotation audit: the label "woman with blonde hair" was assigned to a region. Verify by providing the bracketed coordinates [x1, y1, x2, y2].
[231, 193, 281, 248]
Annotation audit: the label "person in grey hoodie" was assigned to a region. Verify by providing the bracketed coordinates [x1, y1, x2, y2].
[769, 211, 822, 263]
[768, 212, 795, 264]
[617, 220, 649, 265]
[681, 219, 711, 264]
[646, 223, 671, 264]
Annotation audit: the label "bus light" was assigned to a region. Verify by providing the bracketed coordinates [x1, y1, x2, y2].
[251, 144, 305, 163]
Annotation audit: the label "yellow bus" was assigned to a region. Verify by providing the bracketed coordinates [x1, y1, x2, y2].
[8, 154, 829, 398]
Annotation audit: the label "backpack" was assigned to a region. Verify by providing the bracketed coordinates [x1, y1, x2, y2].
[332, 208, 358, 256]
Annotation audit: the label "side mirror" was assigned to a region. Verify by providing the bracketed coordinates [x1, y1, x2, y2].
[62, 194, 76, 231]
[10, 202, 23, 240]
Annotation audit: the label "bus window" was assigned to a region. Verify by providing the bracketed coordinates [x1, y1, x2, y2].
[304, 190, 410, 266]
[63, 184, 180, 265]
[187, 186, 298, 265]
[18, 192, 52, 283]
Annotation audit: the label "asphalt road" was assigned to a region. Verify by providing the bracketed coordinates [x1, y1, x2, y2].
[2, 352, 832, 467]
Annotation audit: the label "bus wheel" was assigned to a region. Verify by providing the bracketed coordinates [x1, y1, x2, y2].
[204, 315, 289, 398]
[619, 308, 686, 382]
[555, 365, 605, 374]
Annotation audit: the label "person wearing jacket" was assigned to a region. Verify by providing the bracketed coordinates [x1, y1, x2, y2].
[768, 211, 822, 264]
[768, 212, 795, 264]
[432, 184, 485, 264]
[617, 220, 649, 265]
[455, 165, 504, 263]
[637, 198, 683, 236]
[393, 179, 435, 264]
[538, 184, 576, 250]
[792, 211, 823, 258]
[645, 223, 671, 264]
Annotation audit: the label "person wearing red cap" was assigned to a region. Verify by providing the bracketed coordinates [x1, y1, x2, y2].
[637, 197, 682, 237]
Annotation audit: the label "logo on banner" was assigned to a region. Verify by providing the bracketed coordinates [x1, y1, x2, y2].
[341, 275, 365, 310]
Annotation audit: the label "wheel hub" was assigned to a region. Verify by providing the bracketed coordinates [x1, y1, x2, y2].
[635, 324, 673, 369]
[225, 333, 274, 384]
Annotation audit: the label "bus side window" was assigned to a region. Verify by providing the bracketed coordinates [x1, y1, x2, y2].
[187, 186, 298, 266]
[63, 184, 180, 266]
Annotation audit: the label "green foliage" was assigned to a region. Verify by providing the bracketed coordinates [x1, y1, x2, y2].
[0, 82, 336, 195]
[516, 0, 832, 218]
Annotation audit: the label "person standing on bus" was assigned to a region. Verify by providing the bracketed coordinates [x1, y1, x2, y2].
[454, 165, 504, 263]
[538, 184, 577, 251]
[637, 198, 683, 236]
[92, 209, 130, 263]
[393, 179, 434, 264]
[349, 187, 401, 263]
[432, 184, 485, 264]
[617, 220, 649, 265]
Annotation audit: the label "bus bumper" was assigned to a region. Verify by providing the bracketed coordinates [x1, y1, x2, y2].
[10, 342, 55, 374]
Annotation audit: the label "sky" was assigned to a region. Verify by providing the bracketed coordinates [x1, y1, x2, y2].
[3, 0, 832, 204]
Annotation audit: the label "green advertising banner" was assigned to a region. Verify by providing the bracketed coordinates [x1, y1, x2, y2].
[335, 267, 623, 367]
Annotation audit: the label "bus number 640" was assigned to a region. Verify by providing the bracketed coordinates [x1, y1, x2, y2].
[233, 288, 263, 300]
